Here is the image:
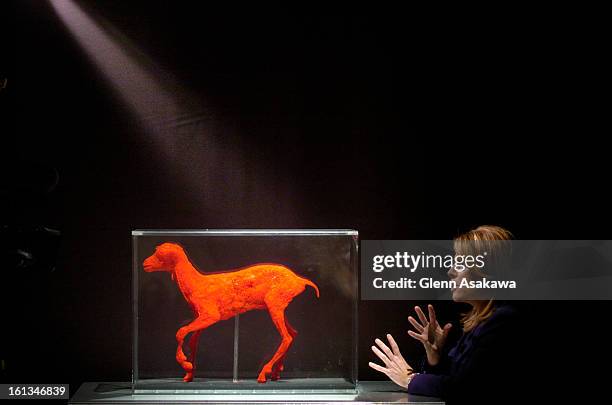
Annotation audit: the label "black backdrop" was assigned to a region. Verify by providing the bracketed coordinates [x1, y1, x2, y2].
[3, 2, 610, 402]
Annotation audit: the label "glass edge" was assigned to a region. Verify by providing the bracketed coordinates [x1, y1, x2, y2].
[132, 235, 138, 391]
[352, 236, 359, 386]
[132, 229, 359, 236]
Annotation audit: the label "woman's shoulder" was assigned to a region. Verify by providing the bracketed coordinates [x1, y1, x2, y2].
[491, 303, 519, 319]
[472, 303, 519, 338]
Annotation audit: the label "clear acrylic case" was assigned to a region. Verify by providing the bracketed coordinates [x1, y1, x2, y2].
[132, 230, 358, 395]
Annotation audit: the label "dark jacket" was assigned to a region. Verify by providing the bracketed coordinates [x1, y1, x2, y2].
[408, 304, 522, 403]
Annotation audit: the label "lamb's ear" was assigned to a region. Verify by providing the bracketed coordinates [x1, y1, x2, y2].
[158, 245, 179, 265]
[165, 250, 179, 265]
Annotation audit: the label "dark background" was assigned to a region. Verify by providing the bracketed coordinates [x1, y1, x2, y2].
[3, 1, 610, 402]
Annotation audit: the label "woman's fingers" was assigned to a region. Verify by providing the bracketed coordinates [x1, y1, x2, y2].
[407, 329, 427, 343]
[386, 334, 402, 356]
[370, 359, 406, 389]
[372, 345, 392, 367]
[375, 338, 395, 360]
[385, 335, 413, 373]
[443, 323, 453, 337]
[368, 361, 388, 375]
[408, 316, 424, 333]
[415, 306, 428, 325]
[428, 304, 437, 326]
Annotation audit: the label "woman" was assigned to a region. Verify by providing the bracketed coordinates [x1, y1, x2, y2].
[369, 225, 522, 402]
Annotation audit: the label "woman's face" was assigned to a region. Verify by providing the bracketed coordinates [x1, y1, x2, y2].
[447, 262, 485, 303]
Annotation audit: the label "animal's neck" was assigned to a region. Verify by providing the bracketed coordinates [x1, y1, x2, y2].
[172, 260, 202, 294]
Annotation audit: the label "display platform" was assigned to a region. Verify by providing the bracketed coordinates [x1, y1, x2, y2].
[68, 381, 443, 404]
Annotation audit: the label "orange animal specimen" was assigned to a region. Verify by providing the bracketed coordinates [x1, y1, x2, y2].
[143, 242, 320, 383]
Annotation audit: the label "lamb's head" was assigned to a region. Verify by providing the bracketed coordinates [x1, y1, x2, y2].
[143, 242, 186, 272]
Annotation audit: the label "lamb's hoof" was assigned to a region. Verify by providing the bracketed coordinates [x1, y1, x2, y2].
[270, 365, 283, 381]
[183, 372, 193, 382]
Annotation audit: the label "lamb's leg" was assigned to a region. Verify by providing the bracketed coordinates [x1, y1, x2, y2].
[258, 300, 293, 383]
[270, 318, 298, 381]
[176, 313, 219, 382]
[184, 330, 203, 382]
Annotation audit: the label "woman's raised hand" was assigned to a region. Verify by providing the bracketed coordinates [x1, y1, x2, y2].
[407, 304, 452, 366]
[368, 334, 415, 389]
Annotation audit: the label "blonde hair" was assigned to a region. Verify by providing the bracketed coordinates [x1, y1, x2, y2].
[454, 225, 513, 332]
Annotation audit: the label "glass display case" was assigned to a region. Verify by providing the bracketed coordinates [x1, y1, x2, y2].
[132, 229, 358, 395]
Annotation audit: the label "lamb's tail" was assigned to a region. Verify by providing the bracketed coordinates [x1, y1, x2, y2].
[302, 278, 320, 298]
